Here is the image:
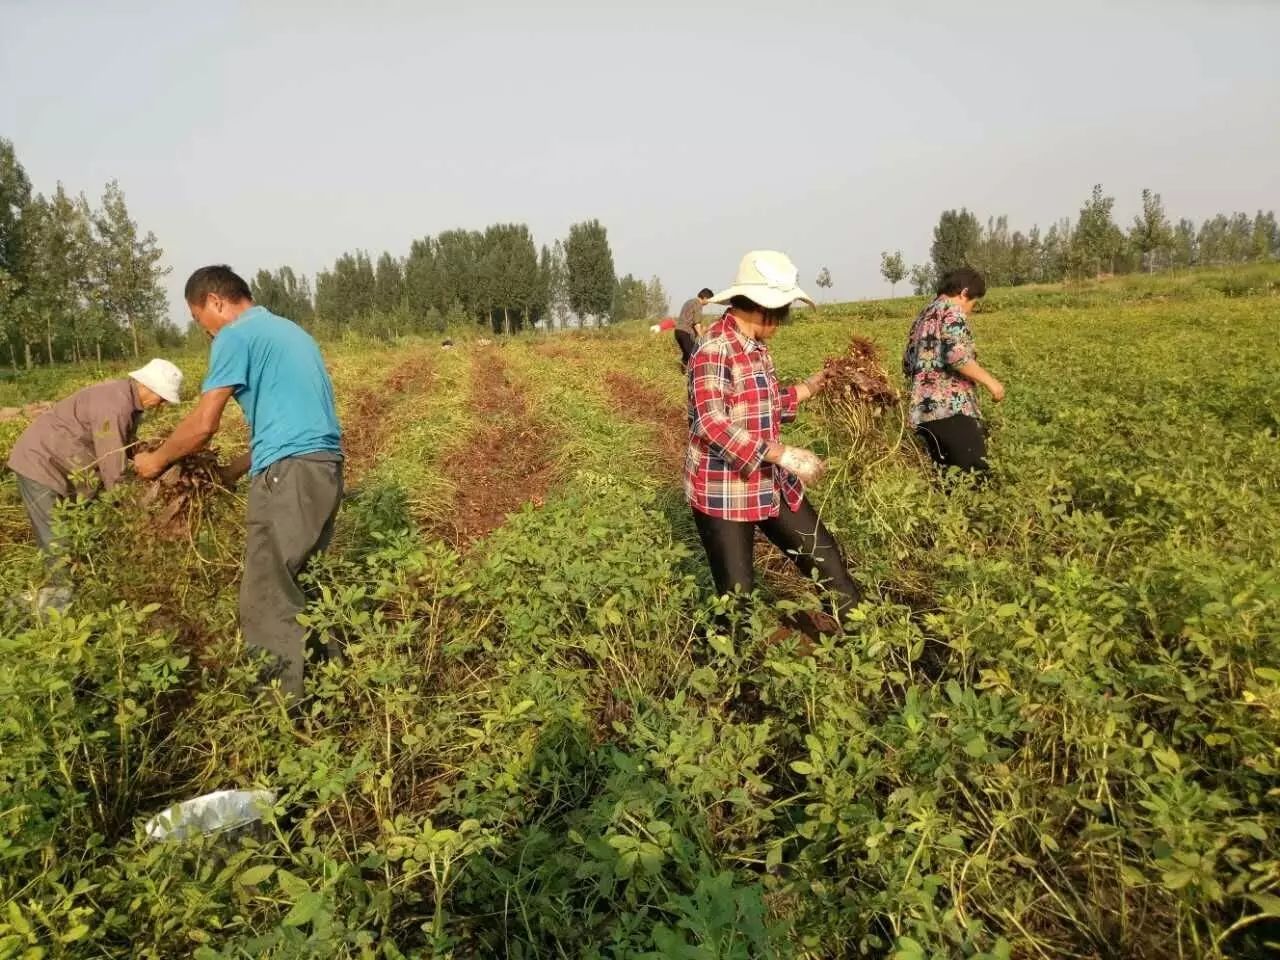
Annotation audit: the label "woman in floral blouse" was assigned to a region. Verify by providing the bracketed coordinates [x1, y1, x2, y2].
[902, 267, 1006, 473]
[686, 250, 861, 632]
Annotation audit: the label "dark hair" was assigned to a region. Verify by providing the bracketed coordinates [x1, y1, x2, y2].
[184, 265, 253, 305]
[698, 287, 714, 299]
[729, 294, 790, 323]
[936, 267, 986, 299]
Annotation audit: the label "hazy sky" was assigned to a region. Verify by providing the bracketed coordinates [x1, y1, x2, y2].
[2, 0, 1277, 324]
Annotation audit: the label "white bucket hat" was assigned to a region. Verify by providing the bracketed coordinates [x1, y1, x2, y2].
[711, 250, 815, 310]
[129, 358, 183, 404]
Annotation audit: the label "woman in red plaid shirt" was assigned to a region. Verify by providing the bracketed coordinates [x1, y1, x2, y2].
[686, 251, 861, 632]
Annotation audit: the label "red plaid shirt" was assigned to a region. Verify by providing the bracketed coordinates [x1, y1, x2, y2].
[684, 314, 803, 520]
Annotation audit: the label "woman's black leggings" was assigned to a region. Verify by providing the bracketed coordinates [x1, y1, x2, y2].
[691, 497, 861, 624]
[917, 414, 988, 473]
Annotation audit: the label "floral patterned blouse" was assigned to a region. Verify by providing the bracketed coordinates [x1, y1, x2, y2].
[902, 297, 980, 427]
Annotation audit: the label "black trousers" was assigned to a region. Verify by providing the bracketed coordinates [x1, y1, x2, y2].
[674, 329, 696, 368]
[917, 414, 988, 473]
[692, 498, 861, 626]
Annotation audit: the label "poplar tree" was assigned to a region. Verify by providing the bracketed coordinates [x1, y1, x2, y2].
[1253, 211, 1279, 261]
[879, 250, 907, 295]
[0, 138, 30, 277]
[930, 209, 981, 277]
[374, 252, 404, 314]
[404, 237, 438, 328]
[565, 219, 616, 325]
[479, 224, 538, 333]
[1008, 231, 1034, 285]
[645, 275, 669, 318]
[613, 274, 648, 323]
[1071, 184, 1123, 277]
[1225, 213, 1255, 262]
[547, 240, 571, 329]
[815, 267, 833, 296]
[434, 229, 484, 319]
[92, 180, 168, 359]
[908, 263, 935, 296]
[252, 266, 314, 324]
[1129, 189, 1174, 272]
[22, 187, 94, 364]
[1171, 218, 1198, 268]
[532, 244, 552, 328]
[0, 139, 31, 369]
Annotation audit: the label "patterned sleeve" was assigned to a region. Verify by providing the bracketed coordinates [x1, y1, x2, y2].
[779, 384, 799, 424]
[941, 313, 976, 368]
[902, 321, 917, 378]
[689, 345, 769, 476]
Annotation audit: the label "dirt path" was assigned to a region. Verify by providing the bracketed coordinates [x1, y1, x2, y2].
[440, 349, 556, 547]
[343, 349, 435, 479]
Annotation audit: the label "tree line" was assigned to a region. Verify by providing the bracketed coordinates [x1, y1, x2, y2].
[882, 185, 1280, 295]
[0, 138, 176, 369]
[254, 219, 668, 343]
[0, 136, 669, 367]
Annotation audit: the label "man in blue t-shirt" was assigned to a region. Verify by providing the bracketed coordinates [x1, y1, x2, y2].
[135, 265, 344, 699]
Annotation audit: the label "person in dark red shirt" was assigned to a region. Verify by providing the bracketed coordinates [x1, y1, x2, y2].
[686, 251, 860, 633]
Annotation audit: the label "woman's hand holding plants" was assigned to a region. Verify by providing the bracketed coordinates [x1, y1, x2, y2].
[774, 445, 826, 485]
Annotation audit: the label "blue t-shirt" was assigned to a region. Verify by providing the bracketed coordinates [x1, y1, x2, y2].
[202, 306, 342, 474]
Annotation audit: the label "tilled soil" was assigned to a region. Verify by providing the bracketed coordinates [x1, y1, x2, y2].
[602, 370, 686, 470]
[343, 350, 436, 476]
[439, 349, 557, 547]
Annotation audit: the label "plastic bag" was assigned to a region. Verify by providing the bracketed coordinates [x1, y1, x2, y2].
[143, 788, 276, 841]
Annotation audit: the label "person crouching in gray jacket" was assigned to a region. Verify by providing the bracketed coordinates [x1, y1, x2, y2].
[6, 358, 183, 608]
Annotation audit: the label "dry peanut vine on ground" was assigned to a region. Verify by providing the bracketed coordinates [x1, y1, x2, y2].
[133, 439, 229, 541]
[0, 401, 53, 423]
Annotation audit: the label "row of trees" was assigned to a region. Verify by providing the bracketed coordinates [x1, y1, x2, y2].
[894, 186, 1280, 295]
[254, 218, 664, 341]
[0, 138, 176, 368]
[0, 132, 661, 366]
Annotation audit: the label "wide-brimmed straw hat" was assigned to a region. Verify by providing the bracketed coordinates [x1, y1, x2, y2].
[710, 250, 815, 310]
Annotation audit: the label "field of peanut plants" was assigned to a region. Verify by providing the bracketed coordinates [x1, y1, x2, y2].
[0, 266, 1277, 959]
